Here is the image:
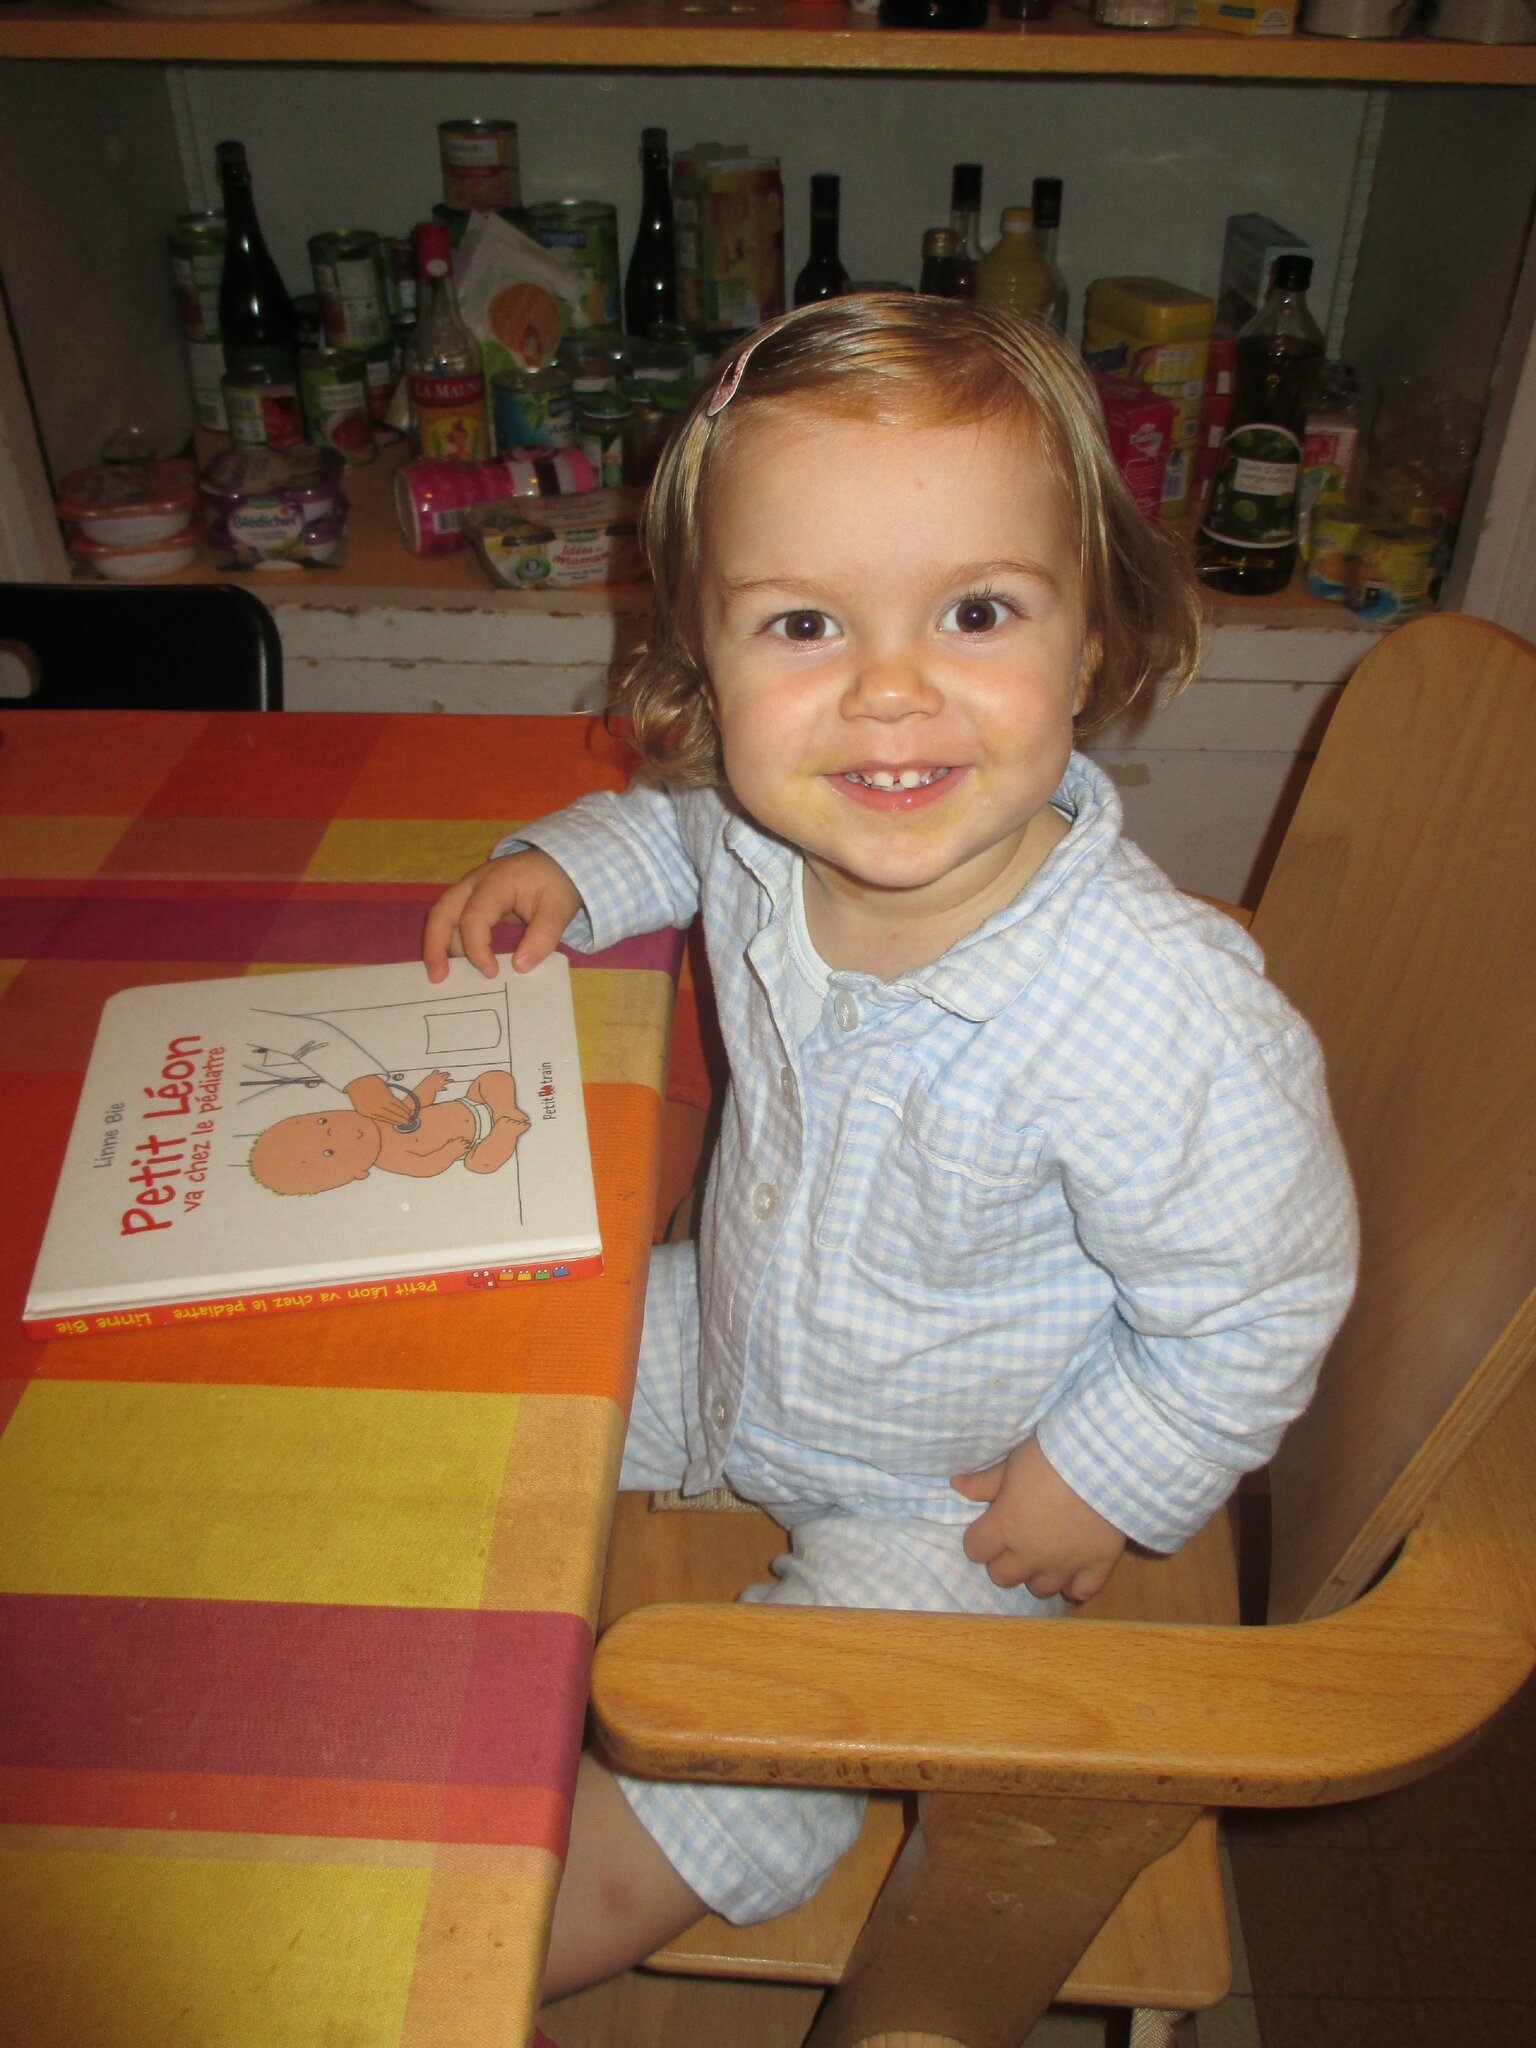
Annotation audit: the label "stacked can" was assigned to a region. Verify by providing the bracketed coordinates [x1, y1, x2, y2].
[439, 119, 522, 214]
[167, 212, 229, 432]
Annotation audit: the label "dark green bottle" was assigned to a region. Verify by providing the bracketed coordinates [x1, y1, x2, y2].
[1197, 255, 1325, 598]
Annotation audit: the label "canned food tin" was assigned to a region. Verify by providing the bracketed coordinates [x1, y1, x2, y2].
[309, 230, 392, 351]
[1347, 523, 1437, 624]
[299, 348, 376, 466]
[492, 365, 576, 452]
[524, 199, 621, 336]
[360, 340, 403, 443]
[1303, 508, 1365, 605]
[223, 366, 304, 452]
[291, 292, 326, 355]
[167, 211, 226, 344]
[577, 392, 632, 489]
[185, 340, 229, 434]
[439, 119, 522, 215]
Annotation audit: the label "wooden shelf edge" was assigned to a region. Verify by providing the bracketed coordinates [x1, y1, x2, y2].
[2, 4, 1534, 83]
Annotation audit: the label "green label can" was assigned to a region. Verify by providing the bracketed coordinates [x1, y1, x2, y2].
[308, 230, 392, 351]
[299, 348, 377, 465]
[524, 199, 621, 335]
[167, 211, 226, 344]
[492, 366, 576, 453]
[577, 393, 632, 489]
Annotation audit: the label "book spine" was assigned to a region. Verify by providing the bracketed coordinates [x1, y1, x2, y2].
[24, 1253, 605, 1343]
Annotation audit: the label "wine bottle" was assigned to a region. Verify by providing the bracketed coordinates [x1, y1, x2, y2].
[1197, 255, 1325, 598]
[793, 175, 851, 307]
[1031, 176, 1069, 335]
[624, 127, 678, 340]
[216, 141, 298, 382]
[405, 222, 489, 462]
[919, 227, 960, 298]
[949, 163, 983, 300]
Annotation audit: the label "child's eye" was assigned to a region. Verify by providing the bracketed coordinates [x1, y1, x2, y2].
[940, 593, 1014, 635]
[768, 610, 833, 642]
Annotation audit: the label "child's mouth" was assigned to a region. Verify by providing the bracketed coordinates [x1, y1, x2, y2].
[834, 765, 958, 810]
[842, 767, 950, 791]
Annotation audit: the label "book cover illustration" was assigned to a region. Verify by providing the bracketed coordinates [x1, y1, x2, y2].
[26, 953, 600, 1338]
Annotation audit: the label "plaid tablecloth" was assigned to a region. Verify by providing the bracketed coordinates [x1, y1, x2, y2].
[0, 710, 688, 2048]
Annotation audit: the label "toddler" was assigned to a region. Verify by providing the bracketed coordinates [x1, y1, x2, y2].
[422, 296, 1358, 1997]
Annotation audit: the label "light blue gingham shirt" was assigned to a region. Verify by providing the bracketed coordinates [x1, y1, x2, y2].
[506, 754, 1357, 1553]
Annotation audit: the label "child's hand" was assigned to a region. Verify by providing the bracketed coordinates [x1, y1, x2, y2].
[423, 850, 583, 983]
[952, 1437, 1127, 1604]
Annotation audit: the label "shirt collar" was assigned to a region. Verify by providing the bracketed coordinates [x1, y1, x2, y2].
[718, 754, 1123, 1021]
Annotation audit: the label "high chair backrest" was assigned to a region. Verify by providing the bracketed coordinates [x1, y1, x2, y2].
[1252, 614, 1536, 1624]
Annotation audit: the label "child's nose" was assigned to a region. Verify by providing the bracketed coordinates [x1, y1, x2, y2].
[842, 647, 943, 720]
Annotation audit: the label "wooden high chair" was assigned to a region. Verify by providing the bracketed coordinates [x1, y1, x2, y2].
[570, 612, 1536, 2048]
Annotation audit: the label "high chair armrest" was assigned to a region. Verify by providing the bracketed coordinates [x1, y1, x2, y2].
[592, 1365, 1536, 1809]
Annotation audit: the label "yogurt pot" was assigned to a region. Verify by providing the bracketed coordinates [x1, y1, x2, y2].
[67, 520, 202, 581]
[56, 458, 200, 546]
[201, 443, 348, 571]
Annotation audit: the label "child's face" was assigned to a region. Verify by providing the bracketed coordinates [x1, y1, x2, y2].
[698, 405, 1093, 928]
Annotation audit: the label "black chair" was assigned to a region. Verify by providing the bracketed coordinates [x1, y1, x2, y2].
[0, 582, 283, 710]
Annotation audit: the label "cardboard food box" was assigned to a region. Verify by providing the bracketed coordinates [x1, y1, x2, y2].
[1094, 375, 1175, 522]
[1177, 0, 1299, 32]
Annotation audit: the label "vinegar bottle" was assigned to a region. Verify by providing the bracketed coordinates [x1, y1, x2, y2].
[625, 127, 678, 340]
[793, 176, 851, 306]
[215, 140, 297, 380]
[976, 207, 1053, 321]
[405, 223, 489, 462]
[1197, 255, 1326, 598]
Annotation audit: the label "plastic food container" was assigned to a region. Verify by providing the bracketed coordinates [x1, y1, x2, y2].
[67, 520, 203, 580]
[56, 458, 200, 546]
[467, 488, 645, 589]
[201, 443, 348, 571]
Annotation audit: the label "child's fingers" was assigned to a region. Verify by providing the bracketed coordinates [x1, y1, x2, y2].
[960, 1502, 1004, 1566]
[950, 1462, 1005, 1502]
[510, 901, 567, 973]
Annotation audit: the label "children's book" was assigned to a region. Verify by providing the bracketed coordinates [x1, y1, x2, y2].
[25, 953, 600, 1340]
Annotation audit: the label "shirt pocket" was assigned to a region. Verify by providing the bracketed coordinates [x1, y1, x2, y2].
[815, 1089, 1046, 1291]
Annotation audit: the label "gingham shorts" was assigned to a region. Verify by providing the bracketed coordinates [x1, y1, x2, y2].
[612, 1243, 1062, 1926]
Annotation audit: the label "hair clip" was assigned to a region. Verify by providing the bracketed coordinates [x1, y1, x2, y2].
[704, 310, 799, 419]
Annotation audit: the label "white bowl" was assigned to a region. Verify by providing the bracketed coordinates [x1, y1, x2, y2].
[75, 505, 195, 547]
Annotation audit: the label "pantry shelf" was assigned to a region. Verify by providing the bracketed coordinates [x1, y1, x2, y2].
[2, 2, 1534, 85]
[136, 440, 1384, 653]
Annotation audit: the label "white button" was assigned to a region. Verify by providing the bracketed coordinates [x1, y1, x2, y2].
[780, 1065, 796, 1108]
[710, 1395, 732, 1430]
[834, 992, 859, 1031]
[751, 1181, 779, 1218]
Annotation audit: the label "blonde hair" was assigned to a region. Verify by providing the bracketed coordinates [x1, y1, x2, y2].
[613, 294, 1202, 787]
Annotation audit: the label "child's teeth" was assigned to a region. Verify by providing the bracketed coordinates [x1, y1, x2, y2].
[871, 771, 896, 789]
[898, 770, 922, 790]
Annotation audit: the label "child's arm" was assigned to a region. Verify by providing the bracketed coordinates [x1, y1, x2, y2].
[423, 850, 583, 982]
[953, 1438, 1127, 1604]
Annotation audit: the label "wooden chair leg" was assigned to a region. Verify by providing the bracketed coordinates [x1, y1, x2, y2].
[803, 1793, 1202, 2048]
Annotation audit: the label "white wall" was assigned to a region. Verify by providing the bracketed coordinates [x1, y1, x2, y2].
[175, 67, 1370, 340]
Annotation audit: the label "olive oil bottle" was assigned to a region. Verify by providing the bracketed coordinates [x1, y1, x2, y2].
[1197, 255, 1325, 597]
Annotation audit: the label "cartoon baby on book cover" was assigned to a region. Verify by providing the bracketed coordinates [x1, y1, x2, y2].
[241, 983, 531, 1199]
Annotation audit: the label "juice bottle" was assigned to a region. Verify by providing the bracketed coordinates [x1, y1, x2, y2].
[976, 207, 1052, 322]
